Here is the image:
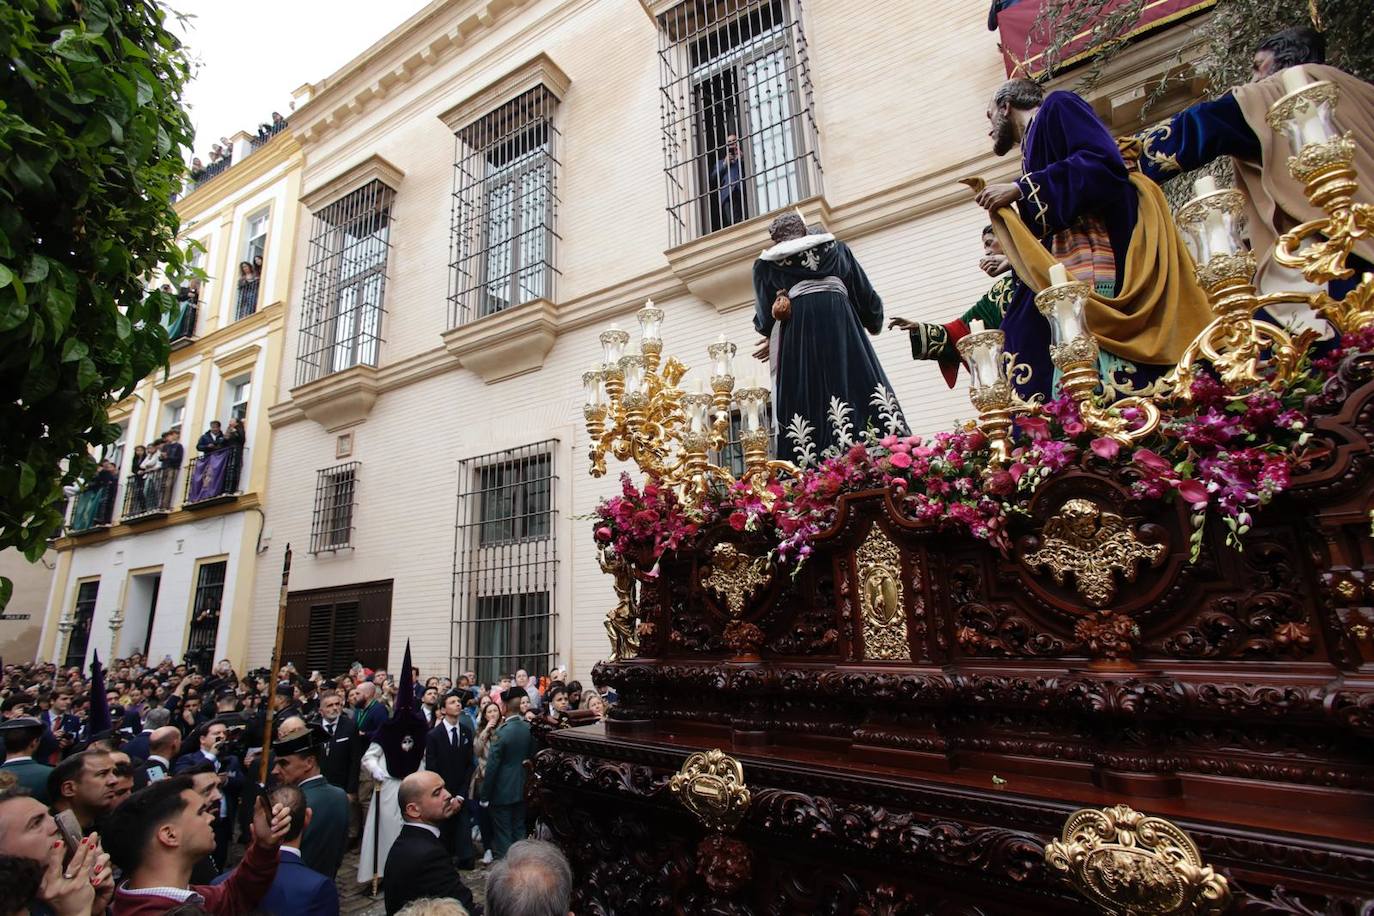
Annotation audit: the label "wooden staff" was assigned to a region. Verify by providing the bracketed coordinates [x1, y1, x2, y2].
[258, 544, 292, 786]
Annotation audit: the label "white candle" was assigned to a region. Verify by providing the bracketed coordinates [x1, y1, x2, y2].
[694, 378, 705, 394]
[716, 333, 726, 344]
[1193, 175, 1218, 197]
[1049, 263, 1070, 286]
[1280, 66, 1308, 95]
[969, 319, 985, 334]
[645, 298, 654, 310]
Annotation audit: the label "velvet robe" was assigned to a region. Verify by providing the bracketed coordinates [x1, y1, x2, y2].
[753, 239, 903, 463]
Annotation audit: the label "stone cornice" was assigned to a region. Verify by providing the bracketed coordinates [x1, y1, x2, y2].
[442, 297, 559, 383]
[168, 301, 285, 372]
[292, 0, 540, 147]
[173, 132, 302, 219]
[438, 52, 571, 132]
[289, 364, 381, 432]
[301, 155, 405, 212]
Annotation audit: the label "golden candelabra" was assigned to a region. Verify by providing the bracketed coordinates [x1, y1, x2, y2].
[955, 328, 1034, 463]
[584, 300, 795, 505]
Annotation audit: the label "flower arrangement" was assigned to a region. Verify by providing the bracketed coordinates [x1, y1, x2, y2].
[591, 344, 1356, 571]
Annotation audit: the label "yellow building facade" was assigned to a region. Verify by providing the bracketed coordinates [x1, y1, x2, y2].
[39, 130, 304, 671]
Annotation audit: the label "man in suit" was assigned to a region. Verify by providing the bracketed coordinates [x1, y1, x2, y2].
[484, 688, 536, 860]
[123, 706, 172, 761]
[381, 770, 481, 916]
[212, 783, 340, 916]
[0, 717, 52, 803]
[424, 690, 477, 868]
[142, 725, 180, 783]
[271, 724, 350, 879]
[38, 688, 81, 763]
[316, 690, 360, 797]
[173, 720, 244, 868]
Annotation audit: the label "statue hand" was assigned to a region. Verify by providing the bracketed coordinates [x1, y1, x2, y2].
[975, 182, 1022, 211]
[887, 317, 917, 332]
[751, 339, 769, 362]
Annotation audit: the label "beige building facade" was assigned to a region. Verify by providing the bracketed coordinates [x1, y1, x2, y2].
[39, 132, 304, 671]
[252, 0, 1209, 683]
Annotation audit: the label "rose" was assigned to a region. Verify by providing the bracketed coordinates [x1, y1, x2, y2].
[594, 526, 613, 543]
[1018, 416, 1051, 441]
[985, 470, 1015, 496]
[727, 511, 748, 531]
[1177, 478, 1209, 508]
[889, 451, 912, 469]
[1089, 437, 1120, 460]
[1132, 448, 1173, 477]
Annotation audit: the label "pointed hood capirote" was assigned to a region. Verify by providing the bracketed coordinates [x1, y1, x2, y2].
[87, 649, 113, 738]
[375, 641, 428, 779]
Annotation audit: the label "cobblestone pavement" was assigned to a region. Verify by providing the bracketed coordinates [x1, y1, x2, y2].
[336, 843, 489, 915]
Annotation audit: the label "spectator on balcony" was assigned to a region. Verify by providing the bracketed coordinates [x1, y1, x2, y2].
[190, 157, 205, 179]
[208, 143, 224, 164]
[139, 441, 163, 511]
[224, 419, 246, 494]
[197, 422, 225, 455]
[159, 430, 184, 509]
[711, 132, 747, 230]
[93, 460, 119, 526]
[252, 253, 264, 279]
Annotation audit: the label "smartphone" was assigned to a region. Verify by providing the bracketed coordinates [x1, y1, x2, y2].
[54, 809, 82, 867]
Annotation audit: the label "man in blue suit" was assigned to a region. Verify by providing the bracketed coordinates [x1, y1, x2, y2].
[213, 783, 340, 916]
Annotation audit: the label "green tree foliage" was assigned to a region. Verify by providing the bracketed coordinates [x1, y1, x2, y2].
[0, 0, 194, 601]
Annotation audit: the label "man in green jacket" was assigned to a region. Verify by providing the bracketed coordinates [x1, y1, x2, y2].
[483, 688, 535, 860]
[271, 722, 351, 879]
[0, 717, 53, 803]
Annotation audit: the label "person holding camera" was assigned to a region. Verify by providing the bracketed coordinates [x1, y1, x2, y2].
[172, 722, 243, 869]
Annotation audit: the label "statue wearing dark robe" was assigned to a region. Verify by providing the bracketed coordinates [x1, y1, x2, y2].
[753, 216, 904, 464]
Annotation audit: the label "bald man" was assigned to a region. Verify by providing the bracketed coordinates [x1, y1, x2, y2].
[381, 771, 480, 915]
[143, 725, 181, 783]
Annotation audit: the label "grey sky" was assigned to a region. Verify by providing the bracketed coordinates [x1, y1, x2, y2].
[168, 0, 432, 160]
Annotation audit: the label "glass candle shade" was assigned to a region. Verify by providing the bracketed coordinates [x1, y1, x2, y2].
[736, 387, 769, 433]
[600, 327, 630, 365]
[683, 392, 713, 434]
[1035, 283, 1091, 348]
[1267, 79, 1341, 158]
[956, 331, 1005, 391]
[618, 354, 646, 396]
[637, 300, 664, 346]
[708, 340, 736, 380]
[582, 369, 604, 408]
[1176, 189, 1248, 265]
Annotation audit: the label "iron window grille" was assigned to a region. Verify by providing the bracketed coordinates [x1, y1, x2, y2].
[185, 560, 226, 673]
[452, 441, 559, 684]
[656, 0, 823, 244]
[235, 277, 260, 321]
[296, 180, 395, 387]
[448, 86, 560, 328]
[311, 462, 359, 553]
[65, 580, 99, 668]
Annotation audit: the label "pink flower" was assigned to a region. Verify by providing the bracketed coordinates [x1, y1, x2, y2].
[879, 434, 898, 448]
[986, 470, 1015, 496]
[1061, 417, 1086, 436]
[889, 451, 912, 469]
[1008, 462, 1027, 483]
[1177, 478, 1209, 508]
[1089, 437, 1120, 460]
[1018, 416, 1051, 441]
[594, 526, 613, 543]
[1133, 448, 1172, 476]
[727, 511, 748, 531]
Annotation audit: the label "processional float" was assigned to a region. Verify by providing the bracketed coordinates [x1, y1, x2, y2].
[540, 68, 1374, 915]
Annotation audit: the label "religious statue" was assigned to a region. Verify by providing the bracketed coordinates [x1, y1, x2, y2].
[974, 78, 1213, 400]
[889, 225, 1018, 388]
[600, 549, 639, 662]
[752, 212, 904, 463]
[1127, 26, 1374, 332]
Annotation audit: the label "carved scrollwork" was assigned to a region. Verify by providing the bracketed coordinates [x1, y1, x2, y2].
[700, 542, 771, 618]
[1022, 498, 1165, 608]
[669, 749, 751, 834]
[1045, 805, 1231, 916]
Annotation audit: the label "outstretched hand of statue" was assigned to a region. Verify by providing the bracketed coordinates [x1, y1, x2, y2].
[887, 317, 918, 332]
[751, 338, 769, 363]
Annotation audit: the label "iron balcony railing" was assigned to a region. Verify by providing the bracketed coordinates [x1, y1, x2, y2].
[183, 446, 249, 507]
[188, 155, 233, 191]
[236, 278, 260, 321]
[122, 467, 180, 521]
[250, 119, 288, 151]
[168, 302, 198, 346]
[67, 483, 118, 533]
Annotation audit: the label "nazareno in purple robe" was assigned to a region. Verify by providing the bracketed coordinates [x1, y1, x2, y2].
[1000, 90, 1143, 402]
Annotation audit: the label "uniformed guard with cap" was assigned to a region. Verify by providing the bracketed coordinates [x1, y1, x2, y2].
[0, 716, 53, 802]
[272, 723, 350, 879]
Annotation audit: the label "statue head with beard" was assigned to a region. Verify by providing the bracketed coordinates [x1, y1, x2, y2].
[988, 78, 1044, 157]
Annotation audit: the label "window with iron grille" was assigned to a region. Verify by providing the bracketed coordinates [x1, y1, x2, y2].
[296, 180, 395, 386]
[64, 580, 99, 668]
[185, 560, 226, 672]
[448, 87, 560, 328]
[311, 462, 359, 553]
[656, 0, 822, 244]
[452, 441, 558, 684]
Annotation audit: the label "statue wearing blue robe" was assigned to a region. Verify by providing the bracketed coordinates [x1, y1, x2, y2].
[753, 232, 903, 463]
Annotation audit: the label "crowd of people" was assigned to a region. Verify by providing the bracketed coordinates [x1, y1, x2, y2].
[0, 650, 600, 915]
[187, 112, 288, 186]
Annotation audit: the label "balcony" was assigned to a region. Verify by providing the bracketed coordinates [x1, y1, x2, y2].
[188, 155, 233, 191]
[67, 485, 117, 535]
[121, 467, 179, 522]
[168, 301, 198, 348]
[235, 278, 260, 322]
[183, 447, 249, 508]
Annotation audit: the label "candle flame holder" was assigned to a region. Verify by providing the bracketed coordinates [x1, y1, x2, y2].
[955, 329, 1034, 464]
